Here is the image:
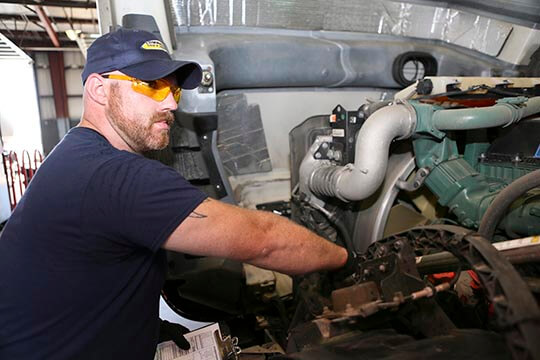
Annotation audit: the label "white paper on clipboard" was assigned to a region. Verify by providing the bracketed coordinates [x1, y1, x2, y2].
[154, 323, 222, 360]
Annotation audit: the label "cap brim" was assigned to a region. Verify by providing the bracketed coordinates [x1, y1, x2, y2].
[121, 59, 202, 89]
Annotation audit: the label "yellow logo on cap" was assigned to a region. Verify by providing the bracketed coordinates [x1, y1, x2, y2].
[141, 40, 169, 53]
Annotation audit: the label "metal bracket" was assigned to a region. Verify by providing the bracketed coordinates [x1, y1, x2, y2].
[214, 330, 241, 360]
[395, 167, 430, 192]
[194, 114, 234, 201]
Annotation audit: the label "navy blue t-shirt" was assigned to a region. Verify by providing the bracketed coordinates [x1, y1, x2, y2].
[0, 127, 207, 359]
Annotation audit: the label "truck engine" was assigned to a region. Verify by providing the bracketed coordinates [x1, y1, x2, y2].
[285, 78, 540, 359]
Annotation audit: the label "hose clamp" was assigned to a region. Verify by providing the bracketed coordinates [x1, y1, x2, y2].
[393, 99, 418, 140]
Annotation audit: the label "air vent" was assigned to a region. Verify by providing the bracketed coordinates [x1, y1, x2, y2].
[392, 52, 438, 87]
[0, 33, 32, 62]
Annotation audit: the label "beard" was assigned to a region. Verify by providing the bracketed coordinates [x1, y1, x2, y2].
[105, 83, 174, 152]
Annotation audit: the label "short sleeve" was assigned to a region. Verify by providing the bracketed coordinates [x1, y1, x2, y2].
[81, 154, 207, 252]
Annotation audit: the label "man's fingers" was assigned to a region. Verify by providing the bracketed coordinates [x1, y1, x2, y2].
[169, 322, 191, 350]
[170, 332, 191, 350]
[159, 320, 191, 350]
[171, 322, 190, 335]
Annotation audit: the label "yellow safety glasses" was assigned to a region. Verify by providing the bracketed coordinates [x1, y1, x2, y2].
[101, 74, 182, 103]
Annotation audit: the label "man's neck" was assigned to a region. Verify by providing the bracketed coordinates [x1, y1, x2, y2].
[78, 118, 137, 153]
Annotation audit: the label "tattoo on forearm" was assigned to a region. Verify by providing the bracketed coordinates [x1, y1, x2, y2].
[189, 211, 208, 219]
[189, 198, 211, 218]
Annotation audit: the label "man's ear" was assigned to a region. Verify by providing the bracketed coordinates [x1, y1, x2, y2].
[84, 74, 108, 106]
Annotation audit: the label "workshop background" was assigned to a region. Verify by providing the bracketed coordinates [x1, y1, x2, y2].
[0, 1, 95, 222]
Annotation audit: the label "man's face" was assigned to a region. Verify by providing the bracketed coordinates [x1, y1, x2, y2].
[105, 80, 175, 153]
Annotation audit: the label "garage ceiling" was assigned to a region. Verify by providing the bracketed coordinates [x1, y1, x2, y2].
[0, 0, 98, 54]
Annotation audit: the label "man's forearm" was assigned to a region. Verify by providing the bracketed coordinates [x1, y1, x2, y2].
[246, 211, 348, 275]
[166, 199, 348, 275]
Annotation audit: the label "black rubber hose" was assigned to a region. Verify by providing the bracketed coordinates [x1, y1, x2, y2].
[479, 168, 540, 240]
[307, 200, 357, 257]
[328, 213, 356, 258]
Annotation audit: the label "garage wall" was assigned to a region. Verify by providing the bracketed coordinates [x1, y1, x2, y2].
[0, 58, 43, 155]
[33, 51, 85, 155]
[0, 56, 42, 222]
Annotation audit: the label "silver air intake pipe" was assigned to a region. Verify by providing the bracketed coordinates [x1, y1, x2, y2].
[300, 96, 540, 203]
[302, 100, 417, 202]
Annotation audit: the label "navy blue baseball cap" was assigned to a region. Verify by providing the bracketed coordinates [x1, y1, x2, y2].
[81, 28, 202, 89]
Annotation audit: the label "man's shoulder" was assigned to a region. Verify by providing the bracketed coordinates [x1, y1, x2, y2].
[35, 128, 150, 187]
[96, 149, 171, 173]
[52, 127, 153, 166]
[49, 127, 115, 159]
[88, 149, 181, 195]
[48, 127, 181, 188]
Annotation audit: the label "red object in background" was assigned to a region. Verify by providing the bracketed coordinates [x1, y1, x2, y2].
[428, 272, 456, 283]
[467, 270, 482, 290]
[2, 150, 44, 210]
[429, 270, 495, 317]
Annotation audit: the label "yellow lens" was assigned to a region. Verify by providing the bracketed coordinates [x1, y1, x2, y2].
[131, 79, 181, 103]
[153, 79, 181, 103]
[173, 87, 182, 102]
[102, 74, 181, 103]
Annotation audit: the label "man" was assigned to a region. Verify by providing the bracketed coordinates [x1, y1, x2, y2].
[0, 28, 348, 359]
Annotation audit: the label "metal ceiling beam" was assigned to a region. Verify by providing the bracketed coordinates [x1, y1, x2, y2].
[3, 30, 75, 50]
[35, 5, 60, 47]
[0, 14, 95, 24]
[23, 45, 79, 51]
[20, 39, 75, 48]
[0, 0, 96, 8]
[4, 29, 70, 39]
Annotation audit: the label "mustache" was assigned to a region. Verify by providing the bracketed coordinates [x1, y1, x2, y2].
[151, 112, 174, 125]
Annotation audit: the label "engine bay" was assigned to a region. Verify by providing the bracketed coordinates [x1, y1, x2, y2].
[158, 76, 540, 360]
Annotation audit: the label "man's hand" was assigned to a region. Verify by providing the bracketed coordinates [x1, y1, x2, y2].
[344, 249, 359, 275]
[159, 319, 190, 350]
[329, 248, 359, 285]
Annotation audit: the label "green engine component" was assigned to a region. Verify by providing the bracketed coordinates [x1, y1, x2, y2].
[463, 142, 490, 169]
[477, 158, 539, 183]
[410, 101, 540, 236]
[463, 139, 537, 183]
[462, 139, 537, 182]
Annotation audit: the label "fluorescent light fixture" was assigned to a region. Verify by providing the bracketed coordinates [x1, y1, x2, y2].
[65, 29, 82, 41]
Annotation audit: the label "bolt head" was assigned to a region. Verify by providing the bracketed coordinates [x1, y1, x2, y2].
[201, 71, 214, 86]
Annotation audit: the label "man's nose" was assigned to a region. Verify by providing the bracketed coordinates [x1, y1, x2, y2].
[161, 91, 178, 111]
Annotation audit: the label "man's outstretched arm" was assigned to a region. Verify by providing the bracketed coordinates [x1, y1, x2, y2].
[163, 198, 348, 275]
